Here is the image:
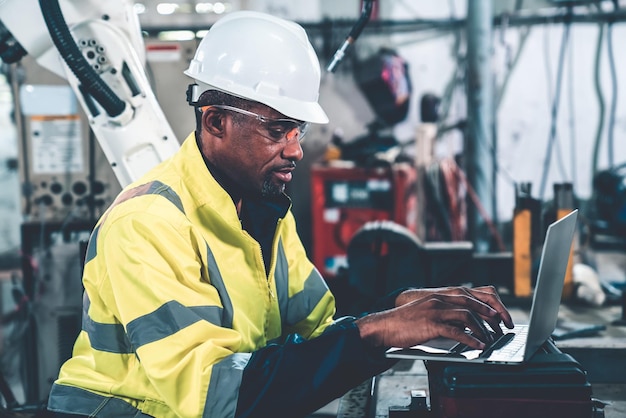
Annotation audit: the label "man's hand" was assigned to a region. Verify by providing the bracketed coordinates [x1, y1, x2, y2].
[395, 286, 513, 338]
[355, 286, 513, 350]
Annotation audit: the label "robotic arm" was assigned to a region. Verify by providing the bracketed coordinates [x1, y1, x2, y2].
[0, 0, 180, 187]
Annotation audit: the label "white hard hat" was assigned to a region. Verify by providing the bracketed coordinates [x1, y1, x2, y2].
[184, 11, 329, 124]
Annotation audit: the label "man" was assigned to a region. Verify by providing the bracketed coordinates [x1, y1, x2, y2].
[47, 11, 513, 418]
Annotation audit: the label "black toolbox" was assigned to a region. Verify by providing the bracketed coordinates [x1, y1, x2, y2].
[425, 340, 594, 418]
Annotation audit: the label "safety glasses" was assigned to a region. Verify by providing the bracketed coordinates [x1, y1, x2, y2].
[202, 104, 309, 143]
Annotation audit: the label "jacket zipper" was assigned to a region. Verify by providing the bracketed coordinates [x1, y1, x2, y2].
[266, 218, 283, 301]
[242, 228, 277, 301]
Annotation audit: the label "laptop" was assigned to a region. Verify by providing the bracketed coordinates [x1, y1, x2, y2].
[386, 209, 578, 365]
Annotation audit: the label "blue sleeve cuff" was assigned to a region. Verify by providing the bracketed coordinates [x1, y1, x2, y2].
[235, 323, 396, 417]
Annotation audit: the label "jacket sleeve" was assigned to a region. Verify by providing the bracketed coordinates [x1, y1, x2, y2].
[235, 321, 397, 418]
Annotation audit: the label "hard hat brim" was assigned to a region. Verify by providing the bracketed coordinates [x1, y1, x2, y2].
[188, 80, 329, 124]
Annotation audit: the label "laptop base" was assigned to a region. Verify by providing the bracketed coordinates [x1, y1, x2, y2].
[425, 340, 593, 418]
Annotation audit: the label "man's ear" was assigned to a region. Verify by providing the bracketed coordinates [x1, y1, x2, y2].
[202, 109, 226, 137]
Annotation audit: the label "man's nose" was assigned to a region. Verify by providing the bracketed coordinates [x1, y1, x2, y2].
[282, 135, 304, 161]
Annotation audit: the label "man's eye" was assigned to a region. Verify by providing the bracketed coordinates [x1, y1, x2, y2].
[267, 128, 286, 140]
[266, 122, 297, 140]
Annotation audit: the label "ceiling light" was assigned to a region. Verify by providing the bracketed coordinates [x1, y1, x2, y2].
[133, 3, 146, 14]
[156, 3, 179, 15]
[195, 3, 213, 14]
[213, 2, 225, 14]
[158, 30, 196, 41]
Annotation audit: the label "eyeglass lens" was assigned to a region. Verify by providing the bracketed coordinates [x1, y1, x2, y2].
[263, 120, 307, 143]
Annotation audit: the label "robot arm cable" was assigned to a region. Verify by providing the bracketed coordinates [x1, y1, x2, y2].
[38, 0, 126, 117]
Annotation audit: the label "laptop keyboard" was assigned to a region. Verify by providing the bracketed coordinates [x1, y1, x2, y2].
[485, 325, 529, 362]
[449, 324, 530, 362]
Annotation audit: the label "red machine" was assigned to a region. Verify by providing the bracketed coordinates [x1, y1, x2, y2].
[310, 162, 417, 278]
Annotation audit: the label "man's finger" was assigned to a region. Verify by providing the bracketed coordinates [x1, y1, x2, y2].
[434, 307, 494, 345]
[438, 323, 486, 350]
[430, 294, 499, 319]
[467, 286, 515, 329]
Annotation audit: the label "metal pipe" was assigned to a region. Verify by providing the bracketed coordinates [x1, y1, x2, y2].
[140, 9, 626, 38]
[466, 0, 495, 252]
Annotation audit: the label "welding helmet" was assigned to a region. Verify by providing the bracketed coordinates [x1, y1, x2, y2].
[184, 11, 328, 124]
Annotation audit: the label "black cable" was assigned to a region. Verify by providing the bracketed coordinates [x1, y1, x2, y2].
[567, 27, 578, 191]
[591, 23, 606, 177]
[496, 25, 531, 108]
[326, 0, 374, 72]
[38, 0, 126, 117]
[491, 7, 532, 194]
[542, 23, 569, 184]
[538, 17, 571, 201]
[606, 21, 617, 168]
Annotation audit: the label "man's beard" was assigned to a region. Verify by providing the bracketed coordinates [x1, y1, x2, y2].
[260, 175, 285, 198]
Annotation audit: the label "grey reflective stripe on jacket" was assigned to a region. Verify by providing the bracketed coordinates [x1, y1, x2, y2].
[274, 240, 329, 328]
[127, 301, 225, 348]
[47, 385, 154, 417]
[83, 295, 226, 354]
[82, 292, 133, 353]
[204, 353, 251, 417]
[47, 352, 251, 418]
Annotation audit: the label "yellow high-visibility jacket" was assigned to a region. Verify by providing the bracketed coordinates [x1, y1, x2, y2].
[47, 133, 342, 417]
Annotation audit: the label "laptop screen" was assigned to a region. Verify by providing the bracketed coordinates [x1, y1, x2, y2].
[523, 209, 578, 359]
